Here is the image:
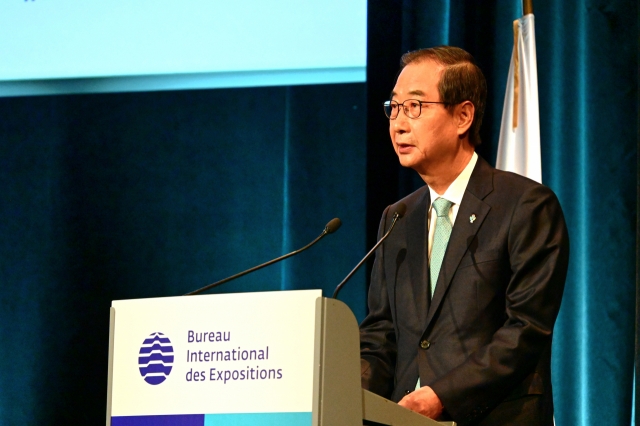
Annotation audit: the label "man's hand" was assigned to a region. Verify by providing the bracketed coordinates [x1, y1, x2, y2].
[398, 386, 444, 419]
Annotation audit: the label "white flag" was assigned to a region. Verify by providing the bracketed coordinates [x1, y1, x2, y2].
[496, 14, 541, 183]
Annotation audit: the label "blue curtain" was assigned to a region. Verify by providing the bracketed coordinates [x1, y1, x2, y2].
[372, 0, 638, 424]
[0, 85, 367, 423]
[538, 3, 637, 425]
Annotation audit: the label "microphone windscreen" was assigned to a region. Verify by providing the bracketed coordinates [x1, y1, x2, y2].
[395, 203, 407, 218]
[325, 218, 342, 234]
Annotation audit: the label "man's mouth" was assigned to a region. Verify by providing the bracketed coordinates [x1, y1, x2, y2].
[396, 143, 413, 153]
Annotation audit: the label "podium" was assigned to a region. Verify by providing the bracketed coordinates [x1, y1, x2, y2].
[106, 290, 455, 426]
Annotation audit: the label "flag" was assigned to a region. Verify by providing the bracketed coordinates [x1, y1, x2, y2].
[496, 13, 542, 183]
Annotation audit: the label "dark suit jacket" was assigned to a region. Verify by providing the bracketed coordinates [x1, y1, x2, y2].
[359, 156, 570, 426]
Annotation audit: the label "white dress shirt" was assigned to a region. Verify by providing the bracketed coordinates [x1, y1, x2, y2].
[427, 152, 478, 262]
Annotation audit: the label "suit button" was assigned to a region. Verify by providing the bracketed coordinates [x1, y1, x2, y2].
[420, 340, 431, 349]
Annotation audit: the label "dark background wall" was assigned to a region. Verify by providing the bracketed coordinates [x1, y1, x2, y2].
[0, 0, 638, 424]
[0, 85, 367, 423]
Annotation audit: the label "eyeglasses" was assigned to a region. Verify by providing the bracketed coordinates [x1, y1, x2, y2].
[383, 99, 449, 119]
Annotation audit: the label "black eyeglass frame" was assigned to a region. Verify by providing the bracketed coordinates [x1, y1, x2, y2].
[383, 99, 449, 119]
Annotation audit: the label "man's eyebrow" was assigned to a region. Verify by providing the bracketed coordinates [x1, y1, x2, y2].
[389, 89, 427, 99]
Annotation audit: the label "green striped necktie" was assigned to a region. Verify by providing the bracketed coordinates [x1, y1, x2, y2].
[430, 198, 453, 297]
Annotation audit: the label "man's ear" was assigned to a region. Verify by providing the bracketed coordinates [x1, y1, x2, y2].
[456, 101, 475, 137]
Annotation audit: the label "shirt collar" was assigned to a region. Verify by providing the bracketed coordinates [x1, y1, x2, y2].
[428, 152, 478, 205]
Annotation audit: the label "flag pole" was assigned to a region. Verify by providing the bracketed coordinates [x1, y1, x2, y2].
[523, 0, 533, 15]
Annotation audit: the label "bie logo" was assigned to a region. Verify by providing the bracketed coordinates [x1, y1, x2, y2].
[138, 332, 174, 385]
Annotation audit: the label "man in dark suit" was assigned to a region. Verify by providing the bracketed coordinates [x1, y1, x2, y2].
[359, 46, 569, 426]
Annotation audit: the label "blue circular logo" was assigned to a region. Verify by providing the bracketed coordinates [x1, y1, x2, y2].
[138, 332, 174, 385]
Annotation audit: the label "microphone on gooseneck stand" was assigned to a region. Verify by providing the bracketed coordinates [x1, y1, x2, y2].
[185, 217, 342, 296]
[332, 203, 406, 299]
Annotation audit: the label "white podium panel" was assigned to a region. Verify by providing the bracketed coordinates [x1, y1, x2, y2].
[107, 290, 452, 426]
[107, 290, 321, 425]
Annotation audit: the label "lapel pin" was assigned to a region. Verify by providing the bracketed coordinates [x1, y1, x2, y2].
[470, 214, 476, 223]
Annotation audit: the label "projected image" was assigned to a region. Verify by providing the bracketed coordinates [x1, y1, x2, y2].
[0, 0, 367, 96]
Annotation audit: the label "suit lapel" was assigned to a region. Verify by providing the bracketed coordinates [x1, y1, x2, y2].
[404, 189, 431, 324]
[425, 157, 495, 327]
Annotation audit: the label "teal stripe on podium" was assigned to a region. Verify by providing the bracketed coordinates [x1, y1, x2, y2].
[204, 412, 312, 425]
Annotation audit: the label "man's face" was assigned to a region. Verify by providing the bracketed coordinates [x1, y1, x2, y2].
[389, 60, 461, 174]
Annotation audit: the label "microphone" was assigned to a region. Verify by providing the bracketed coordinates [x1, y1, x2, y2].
[186, 218, 342, 295]
[332, 203, 406, 299]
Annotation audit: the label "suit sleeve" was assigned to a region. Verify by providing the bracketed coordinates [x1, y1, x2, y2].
[359, 206, 397, 399]
[430, 185, 570, 423]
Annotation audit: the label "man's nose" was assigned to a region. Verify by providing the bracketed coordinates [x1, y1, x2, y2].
[392, 109, 411, 132]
